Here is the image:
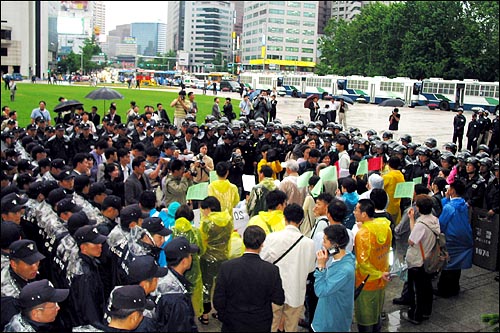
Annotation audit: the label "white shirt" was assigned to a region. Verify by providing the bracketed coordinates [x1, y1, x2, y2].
[260, 225, 316, 307]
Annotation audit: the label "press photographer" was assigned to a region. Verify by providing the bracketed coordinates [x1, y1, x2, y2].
[161, 159, 193, 206]
[190, 143, 214, 184]
[228, 148, 245, 198]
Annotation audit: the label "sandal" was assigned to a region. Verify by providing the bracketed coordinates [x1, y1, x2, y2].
[212, 312, 219, 320]
[198, 315, 209, 325]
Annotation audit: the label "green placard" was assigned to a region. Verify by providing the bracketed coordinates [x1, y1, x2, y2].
[209, 170, 218, 183]
[319, 165, 337, 182]
[186, 182, 209, 201]
[297, 171, 314, 188]
[310, 178, 323, 197]
[394, 181, 415, 199]
[412, 177, 422, 184]
[356, 159, 368, 176]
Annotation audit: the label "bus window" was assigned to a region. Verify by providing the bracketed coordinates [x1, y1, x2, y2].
[412, 82, 422, 95]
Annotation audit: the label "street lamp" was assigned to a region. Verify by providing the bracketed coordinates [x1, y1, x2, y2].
[81, 52, 84, 74]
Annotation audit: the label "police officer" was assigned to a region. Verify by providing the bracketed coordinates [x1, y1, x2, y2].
[45, 124, 73, 161]
[460, 157, 486, 208]
[453, 107, 466, 151]
[63, 225, 107, 327]
[1, 239, 46, 329]
[408, 146, 439, 186]
[1, 222, 21, 271]
[3, 279, 69, 332]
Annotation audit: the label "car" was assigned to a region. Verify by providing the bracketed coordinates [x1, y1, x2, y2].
[219, 80, 241, 93]
[11, 73, 23, 81]
[276, 87, 287, 97]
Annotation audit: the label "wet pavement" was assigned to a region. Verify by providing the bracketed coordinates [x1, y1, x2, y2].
[197, 264, 499, 332]
[195, 94, 499, 332]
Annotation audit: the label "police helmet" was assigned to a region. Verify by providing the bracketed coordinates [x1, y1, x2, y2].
[205, 115, 216, 122]
[465, 157, 480, 170]
[370, 135, 381, 142]
[333, 124, 343, 131]
[400, 134, 412, 143]
[407, 142, 419, 151]
[393, 144, 408, 156]
[415, 146, 432, 157]
[220, 117, 229, 124]
[477, 144, 490, 154]
[382, 131, 393, 139]
[475, 152, 490, 159]
[443, 142, 458, 154]
[185, 114, 195, 122]
[295, 118, 305, 125]
[479, 157, 493, 168]
[456, 151, 472, 162]
[424, 138, 437, 148]
[325, 122, 335, 130]
[493, 162, 499, 171]
[239, 116, 248, 123]
[365, 129, 377, 136]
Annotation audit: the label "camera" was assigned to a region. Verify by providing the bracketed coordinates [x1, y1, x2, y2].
[231, 153, 243, 164]
[197, 154, 206, 167]
[185, 167, 197, 177]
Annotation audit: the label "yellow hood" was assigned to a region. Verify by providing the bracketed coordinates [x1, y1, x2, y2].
[206, 210, 232, 228]
[258, 210, 285, 229]
[174, 217, 193, 233]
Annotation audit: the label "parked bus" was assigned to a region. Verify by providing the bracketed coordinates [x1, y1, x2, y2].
[410, 78, 499, 111]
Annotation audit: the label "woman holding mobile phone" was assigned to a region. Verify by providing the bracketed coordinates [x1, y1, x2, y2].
[312, 224, 355, 332]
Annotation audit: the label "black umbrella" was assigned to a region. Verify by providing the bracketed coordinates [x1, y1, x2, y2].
[378, 98, 405, 107]
[85, 87, 124, 113]
[303, 94, 320, 108]
[354, 274, 370, 300]
[332, 95, 354, 105]
[53, 99, 83, 113]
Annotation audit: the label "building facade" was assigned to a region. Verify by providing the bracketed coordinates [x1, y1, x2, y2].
[241, 1, 319, 72]
[131, 22, 167, 56]
[168, 1, 235, 73]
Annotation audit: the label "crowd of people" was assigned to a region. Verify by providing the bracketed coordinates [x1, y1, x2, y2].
[0, 88, 499, 332]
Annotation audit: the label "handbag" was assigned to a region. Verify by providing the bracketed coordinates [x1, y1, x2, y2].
[273, 235, 304, 265]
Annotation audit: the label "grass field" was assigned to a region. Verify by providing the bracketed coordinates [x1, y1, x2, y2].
[1, 81, 240, 128]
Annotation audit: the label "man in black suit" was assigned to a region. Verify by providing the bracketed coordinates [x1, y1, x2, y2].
[176, 127, 200, 155]
[213, 225, 285, 332]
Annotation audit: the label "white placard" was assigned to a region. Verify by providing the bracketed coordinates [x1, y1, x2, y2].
[242, 174, 256, 193]
[232, 205, 250, 237]
[193, 208, 201, 228]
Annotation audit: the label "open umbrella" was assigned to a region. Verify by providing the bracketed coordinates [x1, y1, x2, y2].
[378, 98, 405, 107]
[53, 99, 83, 113]
[85, 87, 124, 115]
[332, 95, 354, 105]
[303, 94, 319, 108]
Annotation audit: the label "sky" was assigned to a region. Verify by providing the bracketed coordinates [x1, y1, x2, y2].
[104, 2, 168, 34]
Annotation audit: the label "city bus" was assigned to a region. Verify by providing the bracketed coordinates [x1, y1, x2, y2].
[410, 78, 499, 111]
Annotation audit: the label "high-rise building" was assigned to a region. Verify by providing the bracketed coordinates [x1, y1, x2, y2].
[241, 1, 318, 72]
[131, 22, 167, 56]
[330, 1, 394, 21]
[1, 1, 54, 78]
[91, 1, 105, 38]
[167, 1, 235, 72]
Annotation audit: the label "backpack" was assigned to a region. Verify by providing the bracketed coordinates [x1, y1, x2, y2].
[419, 222, 450, 274]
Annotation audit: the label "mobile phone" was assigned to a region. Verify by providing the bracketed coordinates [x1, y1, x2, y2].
[327, 246, 340, 256]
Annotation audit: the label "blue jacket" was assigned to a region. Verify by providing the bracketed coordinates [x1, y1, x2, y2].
[439, 197, 473, 270]
[312, 251, 355, 332]
[342, 192, 359, 229]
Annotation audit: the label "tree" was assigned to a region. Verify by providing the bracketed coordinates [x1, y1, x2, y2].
[317, 1, 499, 81]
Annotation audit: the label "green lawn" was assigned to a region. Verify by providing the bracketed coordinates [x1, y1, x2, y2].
[1, 82, 240, 128]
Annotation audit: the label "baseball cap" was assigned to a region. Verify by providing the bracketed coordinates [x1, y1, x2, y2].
[120, 204, 149, 227]
[27, 181, 44, 199]
[142, 217, 172, 237]
[164, 236, 199, 261]
[107, 285, 154, 315]
[18, 279, 69, 309]
[101, 195, 122, 211]
[127, 255, 168, 284]
[1, 221, 21, 249]
[67, 211, 96, 236]
[56, 198, 82, 214]
[9, 239, 46, 264]
[88, 182, 112, 198]
[51, 158, 66, 169]
[80, 123, 91, 130]
[55, 124, 65, 131]
[26, 124, 37, 131]
[46, 187, 69, 206]
[55, 169, 75, 181]
[1, 192, 28, 212]
[74, 225, 107, 246]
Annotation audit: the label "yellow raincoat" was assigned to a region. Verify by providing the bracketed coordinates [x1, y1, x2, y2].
[382, 169, 405, 224]
[172, 217, 205, 317]
[199, 210, 233, 304]
[257, 159, 283, 180]
[247, 209, 285, 234]
[207, 179, 240, 215]
[354, 217, 392, 291]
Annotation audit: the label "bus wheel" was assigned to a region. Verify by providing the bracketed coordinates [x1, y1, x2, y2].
[321, 92, 328, 100]
[439, 101, 449, 111]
